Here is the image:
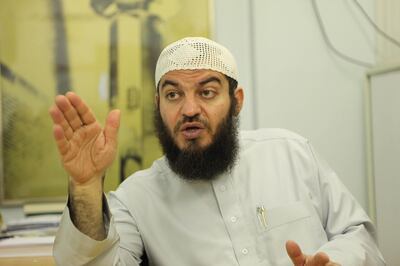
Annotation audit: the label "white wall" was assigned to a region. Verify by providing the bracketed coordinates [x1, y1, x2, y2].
[214, 0, 376, 210]
[212, 0, 256, 130]
[369, 68, 400, 265]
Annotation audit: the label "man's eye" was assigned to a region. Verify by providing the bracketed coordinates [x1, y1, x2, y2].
[166, 91, 180, 100]
[201, 90, 216, 99]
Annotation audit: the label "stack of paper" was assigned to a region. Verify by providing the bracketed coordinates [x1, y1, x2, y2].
[0, 212, 61, 258]
[4, 214, 60, 236]
[0, 236, 54, 257]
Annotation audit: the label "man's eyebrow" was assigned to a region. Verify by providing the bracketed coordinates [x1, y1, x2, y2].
[160, 80, 179, 90]
[199, 76, 222, 86]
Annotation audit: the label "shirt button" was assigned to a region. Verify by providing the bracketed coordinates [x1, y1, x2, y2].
[241, 248, 248, 255]
[230, 216, 237, 223]
[219, 185, 226, 192]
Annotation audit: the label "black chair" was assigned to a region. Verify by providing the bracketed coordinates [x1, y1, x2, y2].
[140, 249, 149, 266]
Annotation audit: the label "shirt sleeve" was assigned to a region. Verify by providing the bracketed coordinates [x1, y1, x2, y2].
[53, 194, 142, 266]
[308, 144, 386, 266]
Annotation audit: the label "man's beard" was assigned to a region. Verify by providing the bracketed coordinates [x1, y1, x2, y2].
[154, 99, 239, 181]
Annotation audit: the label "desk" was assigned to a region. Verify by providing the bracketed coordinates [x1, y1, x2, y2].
[0, 256, 55, 266]
[0, 236, 55, 266]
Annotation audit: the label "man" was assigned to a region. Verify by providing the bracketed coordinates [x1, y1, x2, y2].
[50, 37, 385, 265]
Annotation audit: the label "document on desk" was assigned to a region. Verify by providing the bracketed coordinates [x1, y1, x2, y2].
[0, 236, 54, 257]
[5, 214, 60, 232]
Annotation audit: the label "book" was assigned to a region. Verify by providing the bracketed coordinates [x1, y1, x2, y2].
[23, 202, 65, 216]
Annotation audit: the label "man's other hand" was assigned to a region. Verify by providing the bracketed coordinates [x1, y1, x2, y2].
[286, 240, 341, 266]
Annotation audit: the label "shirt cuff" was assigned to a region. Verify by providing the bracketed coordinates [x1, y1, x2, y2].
[53, 195, 119, 265]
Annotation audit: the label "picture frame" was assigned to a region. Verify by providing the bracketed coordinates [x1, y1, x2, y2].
[0, 0, 213, 204]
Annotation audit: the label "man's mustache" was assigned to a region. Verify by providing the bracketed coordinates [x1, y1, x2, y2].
[173, 115, 211, 135]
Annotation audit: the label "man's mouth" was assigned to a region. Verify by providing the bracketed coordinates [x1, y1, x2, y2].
[180, 122, 205, 140]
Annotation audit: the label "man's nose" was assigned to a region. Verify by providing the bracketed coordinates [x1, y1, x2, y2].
[181, 95, 201, 117]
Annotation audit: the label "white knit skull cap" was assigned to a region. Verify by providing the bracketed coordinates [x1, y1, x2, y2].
[155, 37, 238, 87]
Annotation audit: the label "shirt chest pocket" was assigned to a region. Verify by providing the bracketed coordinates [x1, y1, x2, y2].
[254, 200, 328, 265]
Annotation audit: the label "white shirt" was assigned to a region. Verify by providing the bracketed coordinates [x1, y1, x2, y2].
[53, 128, 385, 266]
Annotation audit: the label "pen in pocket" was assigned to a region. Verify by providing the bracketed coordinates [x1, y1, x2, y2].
[257, 205, 267, 229]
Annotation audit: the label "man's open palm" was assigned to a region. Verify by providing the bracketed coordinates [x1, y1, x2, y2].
[49, 92, 120, 185]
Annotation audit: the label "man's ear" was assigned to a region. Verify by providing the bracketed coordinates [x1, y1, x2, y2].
[234, 86, 244, 116]
[155, 94, 160, 109]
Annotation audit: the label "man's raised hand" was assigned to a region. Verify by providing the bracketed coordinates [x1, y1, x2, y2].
[49, 92, 121, 185]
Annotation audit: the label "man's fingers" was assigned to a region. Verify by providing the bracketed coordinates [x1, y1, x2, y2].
[49, 105, 74, 140]
[286, 240, 306, 266]
[310, 252, 330, 265]
[66, 92, 96, 126]
[326, 263, 340, 266]
[104, 109, 121, 146]
[53, 124, 70, 156]
[286, 240, 336, 266]
[304, 251, 330, 266]
[55, 94, 83, 131]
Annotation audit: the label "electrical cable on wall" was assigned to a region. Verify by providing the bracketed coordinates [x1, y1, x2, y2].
[352, 0, 400, 49]
[311, 0, 373, 68]
[312, 0, 400, 68]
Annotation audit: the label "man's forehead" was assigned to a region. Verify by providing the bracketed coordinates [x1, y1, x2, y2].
[160, 69, 225, 83]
